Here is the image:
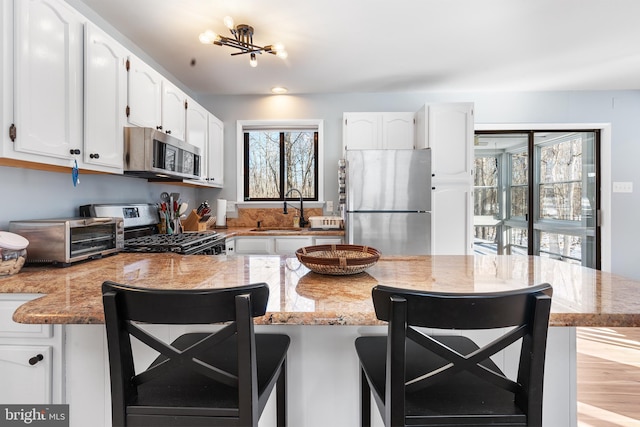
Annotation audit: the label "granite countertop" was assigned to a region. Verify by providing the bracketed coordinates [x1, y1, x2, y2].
[2, 253, 640, 327]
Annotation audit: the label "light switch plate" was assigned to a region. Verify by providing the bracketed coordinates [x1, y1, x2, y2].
[613, 182, 633, 193]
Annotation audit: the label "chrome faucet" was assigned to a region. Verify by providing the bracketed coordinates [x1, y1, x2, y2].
[283, 188, 308, 228]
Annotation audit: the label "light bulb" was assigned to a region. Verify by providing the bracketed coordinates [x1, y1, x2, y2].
[250, 53, 258, 67]
[198, 30, 217, 44]
[276, 50, 288, 59]
[223, 16, 235, 30]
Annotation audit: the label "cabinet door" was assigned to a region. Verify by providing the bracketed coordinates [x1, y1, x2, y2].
[185, 98, 208, 181]
[381, 112, 414, 149]
[161, 80, 186, 140]
[0, 0, 12, 156]
[431, 184, 473, 255]
[14, 0, 83, 161]
[0, 345, 52, 403]
[127, 55, 162, 129]
[343, 113, 380, 150]
[425, 103, 474, 183]
[207, 114, 224, 187]
[234, 237, 272, 254]
[84, 22, 128, 172]
[274, 237, 313, 254]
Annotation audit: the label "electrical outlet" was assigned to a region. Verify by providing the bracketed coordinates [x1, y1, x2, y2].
[612, 182, 633, 193]
[325, 201, 333, 212]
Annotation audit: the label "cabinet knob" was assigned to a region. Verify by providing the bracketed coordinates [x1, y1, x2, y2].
[165, 130, 171, 134]
[156, 125, 163, 130]
[89, 153, 100, 159]
[28, 354, 44, 365]
[69, 149, 81, 155]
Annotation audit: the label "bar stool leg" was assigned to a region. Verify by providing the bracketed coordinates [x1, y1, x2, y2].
[360, 367, 371, 427]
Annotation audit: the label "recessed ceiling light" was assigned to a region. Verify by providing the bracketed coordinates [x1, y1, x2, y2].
[271, 86, 288, 94]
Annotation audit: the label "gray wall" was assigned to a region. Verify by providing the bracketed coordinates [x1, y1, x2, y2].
[200, 90, 640, 280]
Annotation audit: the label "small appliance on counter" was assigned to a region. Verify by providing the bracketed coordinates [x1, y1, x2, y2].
[9, 217, 124, 267]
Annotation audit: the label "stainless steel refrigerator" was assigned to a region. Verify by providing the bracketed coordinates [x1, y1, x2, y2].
[345, 149, 431, 255]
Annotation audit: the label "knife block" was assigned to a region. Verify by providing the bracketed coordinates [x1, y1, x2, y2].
[182, 209, 209, 232]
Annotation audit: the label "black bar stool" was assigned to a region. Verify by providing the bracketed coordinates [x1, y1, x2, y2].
[102, 281, 290, 427]
[355, 283, 553, 427]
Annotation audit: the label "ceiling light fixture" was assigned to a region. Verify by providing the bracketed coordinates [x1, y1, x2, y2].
[199, 16, 287, 67]
[271, 86, 288, 94]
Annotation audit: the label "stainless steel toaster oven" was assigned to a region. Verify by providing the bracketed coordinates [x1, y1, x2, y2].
[9, 217, 124, 266]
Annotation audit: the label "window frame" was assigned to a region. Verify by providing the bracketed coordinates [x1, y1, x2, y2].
[475, 128, 602, 269]
[236, 119, 325, 205]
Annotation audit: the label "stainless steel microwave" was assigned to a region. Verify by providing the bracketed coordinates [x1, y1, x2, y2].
[123, 127, 201, 180]
[9, 217, 124, 266]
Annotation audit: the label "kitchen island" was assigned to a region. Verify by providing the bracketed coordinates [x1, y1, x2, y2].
[3, 253, 640, 426]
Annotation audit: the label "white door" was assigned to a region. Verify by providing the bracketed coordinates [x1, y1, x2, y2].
[207, 114, 224, 187]
[84, 22, 128, 172]
[0, 345, 52, 403]
[127, 55, 162, 129]
[14, 0, 83, 161]
[161, 80, 186, 140]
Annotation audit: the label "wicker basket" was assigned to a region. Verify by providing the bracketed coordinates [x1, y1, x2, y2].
[295, 244, 380, 275]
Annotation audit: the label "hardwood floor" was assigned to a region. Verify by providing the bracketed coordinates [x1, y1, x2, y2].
[577, 327, 640, 427]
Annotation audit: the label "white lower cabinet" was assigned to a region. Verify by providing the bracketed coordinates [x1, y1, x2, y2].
[227, 236, 344, 255]
[431, 184, 473, 255]
[0, 294, 64, 404]
[0, 345, 52, 403]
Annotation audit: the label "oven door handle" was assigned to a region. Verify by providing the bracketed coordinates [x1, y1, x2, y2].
[84, 217, 115, 225]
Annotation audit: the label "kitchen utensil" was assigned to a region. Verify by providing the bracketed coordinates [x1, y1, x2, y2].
[160, 192, 170, 203]
[178, 202, 188, 216]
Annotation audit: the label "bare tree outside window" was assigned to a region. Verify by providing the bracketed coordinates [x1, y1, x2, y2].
[244, 130, 317, 200]
[474, 130, 599, 269]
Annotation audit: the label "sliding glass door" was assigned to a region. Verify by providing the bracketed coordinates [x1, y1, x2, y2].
[474, 130, 600, 268]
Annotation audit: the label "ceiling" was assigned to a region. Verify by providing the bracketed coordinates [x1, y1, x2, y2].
[77, 0, 640, 96]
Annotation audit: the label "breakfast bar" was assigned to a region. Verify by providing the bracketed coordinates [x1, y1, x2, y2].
[3, 253, 640, 426]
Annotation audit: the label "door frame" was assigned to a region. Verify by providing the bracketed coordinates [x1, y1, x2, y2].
[475, 122, 611, 272]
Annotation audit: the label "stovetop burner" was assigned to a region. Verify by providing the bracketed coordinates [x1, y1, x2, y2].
[125, 232, 225, 255]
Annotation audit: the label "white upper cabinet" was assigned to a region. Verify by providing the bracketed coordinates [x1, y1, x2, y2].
[381, 113, 415, 149]
[12, 0, 83, 164]
[343, 113, 379, 150]
[84, 22, 128, 172]
[161, 80, 186, 140]
[206, 114, 224, 187]
[343, 112, 414, 151]
[415, 102, 474, 183]
[185, 96, 207, 153]
[126, 54, 162, 129]
[0, 0, 11, 153]
[185, 97, 208, 180]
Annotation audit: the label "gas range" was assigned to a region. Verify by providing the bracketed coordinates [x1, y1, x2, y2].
[124, 231, 225, 255]
[79, 203, 225, 255]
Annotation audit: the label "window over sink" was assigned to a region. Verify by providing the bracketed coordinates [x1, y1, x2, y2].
[237, 120, 323, 202]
